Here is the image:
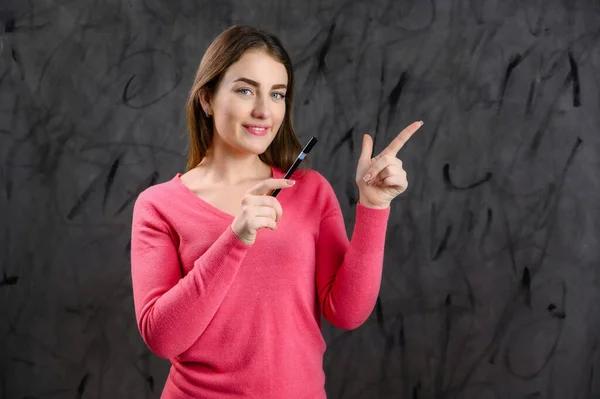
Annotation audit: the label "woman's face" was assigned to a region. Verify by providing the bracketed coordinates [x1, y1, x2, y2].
[206, 49, 288, 157]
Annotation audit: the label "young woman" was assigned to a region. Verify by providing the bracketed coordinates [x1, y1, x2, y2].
[130, 25, 422, 399]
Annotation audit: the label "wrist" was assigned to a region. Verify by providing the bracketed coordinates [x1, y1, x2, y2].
[230, 222, 254, 245]
[358, 199, 390, 209]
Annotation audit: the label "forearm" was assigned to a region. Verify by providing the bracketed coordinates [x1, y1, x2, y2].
[319, 203, 390, 330]
[133, 221, 250, 359]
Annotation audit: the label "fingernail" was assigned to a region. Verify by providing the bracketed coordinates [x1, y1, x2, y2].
[287, 180, 295, 185]
[363, 173, 371, 181]
[419, 121, 424, 126]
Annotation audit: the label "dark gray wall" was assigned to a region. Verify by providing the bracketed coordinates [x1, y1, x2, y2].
[2, 0, 600, 398]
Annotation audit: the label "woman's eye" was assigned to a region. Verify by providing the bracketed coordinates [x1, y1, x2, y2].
[272, 92, 286, 99]
[238, 88, 252, 95]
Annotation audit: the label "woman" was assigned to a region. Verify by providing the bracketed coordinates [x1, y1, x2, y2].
[130, 25, 422, 398]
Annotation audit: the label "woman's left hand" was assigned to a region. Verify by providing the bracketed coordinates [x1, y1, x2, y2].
[355, 121, 423, 209]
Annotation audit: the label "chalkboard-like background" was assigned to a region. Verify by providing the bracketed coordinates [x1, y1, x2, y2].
[2, 1, 600, 398]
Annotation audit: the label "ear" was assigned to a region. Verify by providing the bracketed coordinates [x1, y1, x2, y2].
[198, 89, 212, 115]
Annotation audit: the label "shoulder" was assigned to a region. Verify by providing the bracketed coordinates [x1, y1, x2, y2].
[291, 168, 336, 194]
[134, 175, 180, 214]
[290, 168, 341, 212]
[295, 168, 328, 183]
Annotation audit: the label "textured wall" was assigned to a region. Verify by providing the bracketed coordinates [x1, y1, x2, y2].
[2, 0, 600, 398]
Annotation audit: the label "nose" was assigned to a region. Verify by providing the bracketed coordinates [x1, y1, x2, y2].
[251, 94, 272, 119]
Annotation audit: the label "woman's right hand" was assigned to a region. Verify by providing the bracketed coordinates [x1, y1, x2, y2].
[231, 178, 296, 245]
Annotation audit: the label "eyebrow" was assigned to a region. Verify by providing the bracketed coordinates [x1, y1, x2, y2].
[232, 77, 287, 90]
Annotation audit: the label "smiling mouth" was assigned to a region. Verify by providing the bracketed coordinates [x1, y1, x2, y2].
[243, 125, 270, 136]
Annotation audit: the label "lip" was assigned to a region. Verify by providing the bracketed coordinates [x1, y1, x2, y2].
[243, 124, 270, 136]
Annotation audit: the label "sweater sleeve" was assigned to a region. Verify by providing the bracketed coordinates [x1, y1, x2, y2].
[130, 195, 251, 359]
[315, 184, 391, 331]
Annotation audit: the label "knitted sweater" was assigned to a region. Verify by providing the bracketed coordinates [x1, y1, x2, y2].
[130, 165, 391, 398]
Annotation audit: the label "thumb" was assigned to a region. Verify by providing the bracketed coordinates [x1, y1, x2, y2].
[358, 134, 373, 168]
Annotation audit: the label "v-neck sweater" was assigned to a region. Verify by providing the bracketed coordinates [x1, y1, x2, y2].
[130, 165, 391, 398]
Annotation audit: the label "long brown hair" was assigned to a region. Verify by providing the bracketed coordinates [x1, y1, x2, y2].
[185, 25, 307, 173]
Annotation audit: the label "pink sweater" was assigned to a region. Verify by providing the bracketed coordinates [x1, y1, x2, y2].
[130, 165, 391, 398]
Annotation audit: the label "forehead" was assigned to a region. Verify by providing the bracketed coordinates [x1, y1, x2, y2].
[222, 50, 288, 85]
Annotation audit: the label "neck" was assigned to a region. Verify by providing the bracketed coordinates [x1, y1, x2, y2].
[196, 145, 271, 186]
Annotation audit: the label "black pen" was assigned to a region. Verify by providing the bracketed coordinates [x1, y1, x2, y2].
[270, 136, 318, 197]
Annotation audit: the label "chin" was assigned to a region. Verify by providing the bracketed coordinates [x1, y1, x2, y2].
[236, 142, 269, 156]
[245, 136, 275, 153]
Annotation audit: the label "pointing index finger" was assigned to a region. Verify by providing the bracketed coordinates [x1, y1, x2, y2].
[384, 121, 423, 156]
